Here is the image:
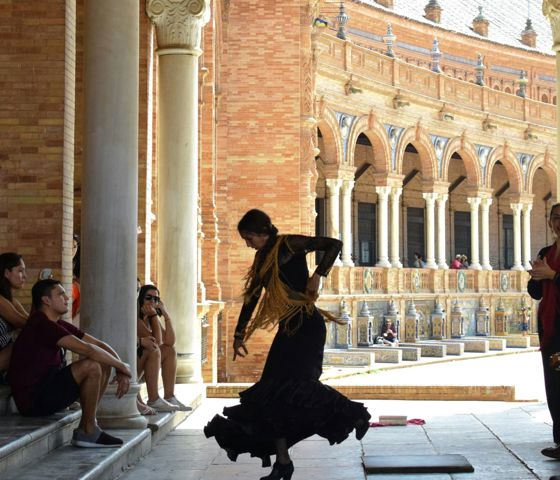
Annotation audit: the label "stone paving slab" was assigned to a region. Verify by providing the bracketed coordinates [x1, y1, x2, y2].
[115, 397, 560, 480]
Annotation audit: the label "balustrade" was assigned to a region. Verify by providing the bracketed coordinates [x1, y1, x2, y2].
[316, 34, 556, 127]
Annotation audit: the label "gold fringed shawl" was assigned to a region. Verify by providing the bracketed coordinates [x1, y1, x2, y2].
[242, 235, 342, 341]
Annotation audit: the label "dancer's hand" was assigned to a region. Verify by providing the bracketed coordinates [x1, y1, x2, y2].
[233, 337, 248, 361]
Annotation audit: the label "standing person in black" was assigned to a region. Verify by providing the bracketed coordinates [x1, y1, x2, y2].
[528, 202, 560, 459]
[204, 209, 370, 480]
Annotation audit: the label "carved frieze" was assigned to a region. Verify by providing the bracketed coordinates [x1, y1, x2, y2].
[146, 0, 210, 52]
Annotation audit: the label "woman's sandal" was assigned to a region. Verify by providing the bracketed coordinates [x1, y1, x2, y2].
[137, 401, 157, 416]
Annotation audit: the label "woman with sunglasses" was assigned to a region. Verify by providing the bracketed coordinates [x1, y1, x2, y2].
[137, 284, 189, 412]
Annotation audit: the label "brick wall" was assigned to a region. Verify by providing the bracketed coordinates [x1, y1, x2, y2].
[0, 0, 73, 306]
[215, 0, 305, 381]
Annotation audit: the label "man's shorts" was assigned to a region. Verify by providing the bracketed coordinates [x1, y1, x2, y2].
[26, 365, 80, 416]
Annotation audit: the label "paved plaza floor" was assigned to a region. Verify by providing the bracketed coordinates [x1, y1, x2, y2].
[120, 351, 560, 480]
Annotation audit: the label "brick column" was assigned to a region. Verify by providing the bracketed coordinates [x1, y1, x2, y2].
[543, 1, 560, 199]
[81, 0, 145, 428]
[467, 197, 482, 270]
[147, 0, 210, 383]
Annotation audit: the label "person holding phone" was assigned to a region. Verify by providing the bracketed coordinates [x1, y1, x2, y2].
[137, 284, 189, 412]
[528, 202, 560, 459]
[0, 252, 29, 372]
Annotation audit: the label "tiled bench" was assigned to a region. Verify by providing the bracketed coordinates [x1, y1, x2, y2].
[444, 338, 489, 353]
[465, 336, 506, 351]
[400, 343, 447, 357]
[323, 350, 374, 367]
[420, 341, 464, 356]
[364, 345, 421, 362]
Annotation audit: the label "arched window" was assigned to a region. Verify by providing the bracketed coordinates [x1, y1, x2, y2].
[504, 87, 512, 94]
[542, 94, 549, 103]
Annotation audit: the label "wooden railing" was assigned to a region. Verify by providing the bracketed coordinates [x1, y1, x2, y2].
[317, 33, 556, 128]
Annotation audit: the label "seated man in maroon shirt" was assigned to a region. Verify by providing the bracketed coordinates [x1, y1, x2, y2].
[8, 279, 132, 448]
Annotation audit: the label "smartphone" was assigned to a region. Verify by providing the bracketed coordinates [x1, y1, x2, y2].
[155, 307, 162, 316]
[39, 268, 53, 280]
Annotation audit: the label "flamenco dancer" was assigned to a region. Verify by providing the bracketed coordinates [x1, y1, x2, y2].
[205, 209, 370, 480]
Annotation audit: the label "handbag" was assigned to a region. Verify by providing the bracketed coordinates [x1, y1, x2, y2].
[0, 317, 14, 349]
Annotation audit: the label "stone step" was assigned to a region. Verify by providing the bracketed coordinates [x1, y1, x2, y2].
[0, 384, 202, 480]
[0, 410, 81, 475]
[2, 426, 151, 480]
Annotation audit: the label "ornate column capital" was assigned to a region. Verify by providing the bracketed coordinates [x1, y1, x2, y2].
[146, 0, 211, 55]
[467, 196, 481, 208]
[376, 185, 392, 198]
[522, 202, 533, 213]
[510, 202, 523, 214]
[422, 191, 438, 206]
[341, 179, 355, 193]
[326, 178, 343, 193]
[543, 0, 560, 51]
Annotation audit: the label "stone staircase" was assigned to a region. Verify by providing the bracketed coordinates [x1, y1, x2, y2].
[0, 384, 202, 480]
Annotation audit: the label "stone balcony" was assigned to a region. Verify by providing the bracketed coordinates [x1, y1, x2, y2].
[316, 33, 556, 128]
[321, 266, 529, 296]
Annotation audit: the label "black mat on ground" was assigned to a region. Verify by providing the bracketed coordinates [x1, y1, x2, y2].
[363, 454, 474, 474]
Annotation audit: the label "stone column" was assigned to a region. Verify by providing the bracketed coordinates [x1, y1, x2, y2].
[522, 203, 533, 270]
[326, 178, 343, 266]
[436, 193, 448, 269]
[480, 197, 493, 270]
[147, 0, 210, 383]
[467, 197, 482, 270]
[81, 0, 145, 428]
[376, 186, 392, 267]
[510, 202, 524, 271]
[341, 180, 355, 267]
[422, 192, 438, 268]
[543, 1, 560, 199]
[390, 187, 403, 268]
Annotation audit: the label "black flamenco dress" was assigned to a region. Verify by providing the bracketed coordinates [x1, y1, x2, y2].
[204, 235, 371, 466]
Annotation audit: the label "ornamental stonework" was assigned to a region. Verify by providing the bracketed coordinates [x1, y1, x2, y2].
[146, 0, 210, 51]
[543, 0, 560, 49]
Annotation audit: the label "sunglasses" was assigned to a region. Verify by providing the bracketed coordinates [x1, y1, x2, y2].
[144, 294, 160, 303]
